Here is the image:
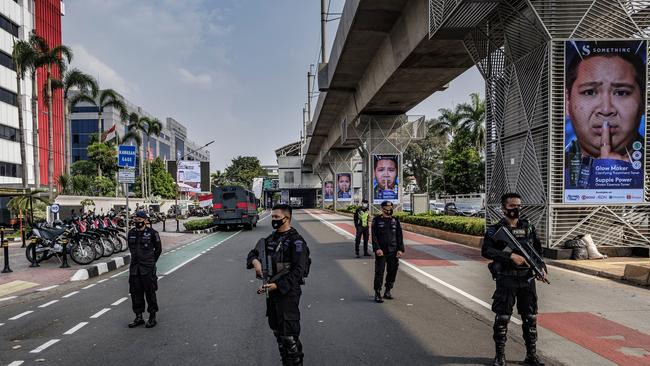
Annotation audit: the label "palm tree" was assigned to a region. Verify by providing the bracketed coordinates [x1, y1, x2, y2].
[12, 40, 37, 188]
[211, 170, 227, 187]
[62, 69, 98, 174]
[32, 38, 73, 199]
[127, 114, 161, 198]
[144, 118, 162, 198]
[457, 92, 486, 152]
[56, 173, 72, 195]
[68, 88, 128, 176]
[29, 33, 49, 188]
[431, 107, 463, 143]
[7, 189, 50, 226]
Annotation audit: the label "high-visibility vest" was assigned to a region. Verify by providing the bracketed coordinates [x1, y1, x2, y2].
[360, 210, 369, 228]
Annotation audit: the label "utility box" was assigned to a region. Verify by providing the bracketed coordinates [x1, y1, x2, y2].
[411, 194, 429, 215]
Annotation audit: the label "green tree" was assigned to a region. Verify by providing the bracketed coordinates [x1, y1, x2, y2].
[72, 175, 93, 196]
[210, 170, 227, 187]
[12, 39, 39, 188]
[7, 190, 50, 225]
[224, 156, 266, 189]
[32, 37, 73, 199]
[90, 176, 116, 197]
[403, 120, 448, 195]
[57, 174, 72, 195]
[71, 160, 96, 176]
[63, 69, 98, 173]
[457, 92, 486, 152]
[87, 141, 118, 177]
[442, 132, 484, 195]
[150, 158, 176, 199]
[125, 113, 162, 198]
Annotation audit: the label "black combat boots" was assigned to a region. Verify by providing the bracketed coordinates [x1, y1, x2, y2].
[374, 290, 384, 303]
[523, 314, 544, 366]
[128, 313, 145, 328]
[492, 314, 510, 366]
[145, 312, 157, 328]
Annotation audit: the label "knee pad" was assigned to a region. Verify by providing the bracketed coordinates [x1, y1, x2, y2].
[495, 314, 511, 326]
[280, 336, 299, 354]
[523, 314, 537, 326]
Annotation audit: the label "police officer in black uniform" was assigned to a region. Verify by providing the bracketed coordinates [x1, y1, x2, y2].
[482, 193, 547, 366]
[247, 204, 309, 366]
[127, 211, 162, 329]
[371, 201, 404, 303]
[353, 199, 371, 258]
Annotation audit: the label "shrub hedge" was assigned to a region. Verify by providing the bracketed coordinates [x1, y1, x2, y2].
[393, 211, 485, 236]
[183, 218, 216, 231]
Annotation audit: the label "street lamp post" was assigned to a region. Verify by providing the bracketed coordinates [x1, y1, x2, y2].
[174, 140, 215, 232]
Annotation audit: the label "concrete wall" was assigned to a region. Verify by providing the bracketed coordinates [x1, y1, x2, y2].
[54, 195, 188, 214]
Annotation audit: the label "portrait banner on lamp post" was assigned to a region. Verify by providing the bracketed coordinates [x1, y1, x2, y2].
[336, 173, 352, 202]
[373, 154, 399, 204]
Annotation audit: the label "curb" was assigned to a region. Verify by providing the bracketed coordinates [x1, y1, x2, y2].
[70, 254, 131, 281]
[190, 226, 219, 234]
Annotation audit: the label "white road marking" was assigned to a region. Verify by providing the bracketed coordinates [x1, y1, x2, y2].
[0, 322, 5, 327]
[29, 339, 60, 353]
[0, 296, 17, 302]
[164, 231, 242, 276]
[111, 297, 128, 306]
[38, 300, 59, 308]
[62, 291, 79, 298]
[110, 269, 129, 278]
[63, 322, 88, 335]
[9, 311, 34, 320]
[98, 279, 109, 283]
[7, 361, 24, 366]
[548, 265, 606, 281]
[89, 308, 111, 319]
[82, 284, 96, 290]
[36, 285, 59, 292]
[400, 260, 522, 325]
[305, 210, 355, 239]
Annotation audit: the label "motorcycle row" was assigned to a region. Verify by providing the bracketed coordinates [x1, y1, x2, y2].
[26, 212, 129, 266]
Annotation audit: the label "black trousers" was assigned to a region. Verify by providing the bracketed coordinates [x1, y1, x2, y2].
[129, 273, 159, 314]
[354, 226, 369, 254]
[491, 276, 538, 316]
[374, 253, 399, 291]
[267, 292, 301, 336]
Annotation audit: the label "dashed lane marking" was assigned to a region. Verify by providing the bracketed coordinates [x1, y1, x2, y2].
[111, 297, 128, 306]
[7, 361, 24, 366]
[0, 295, 18, 302]
[90, 308, 111, 319]
[38, 300, 59, 308]
[36, 285, 59, 292]
[62, 291, 79, 298]
[63, 322, 88, 335]
[29, 339, 60, 353]
[98, 279, 109, 283]
[110, 269, 129, 278]
[9, 311, 34, 320]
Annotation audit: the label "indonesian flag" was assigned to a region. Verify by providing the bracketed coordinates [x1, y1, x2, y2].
[101, 124, 117, 142]
[147, 146, 154, 161]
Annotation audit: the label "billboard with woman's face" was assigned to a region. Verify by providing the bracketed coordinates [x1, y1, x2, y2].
[373, 154, 399, 204]
[323, 181, 334, 202]
[564, 40, 647, 204]
[336, 173, 352, 201]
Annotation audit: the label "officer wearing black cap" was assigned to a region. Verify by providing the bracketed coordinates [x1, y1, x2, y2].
[127, 210, 162, 328]
[371, 201, 404, 303]
[482, 193, 547, 366]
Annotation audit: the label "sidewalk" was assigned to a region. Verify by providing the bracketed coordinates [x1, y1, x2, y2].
[307, 209, 650, 366]
[0, 222, 206, 300]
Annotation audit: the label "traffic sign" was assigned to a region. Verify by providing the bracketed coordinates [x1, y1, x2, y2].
[118, 145, 137, 168]
[118, 169, 136, 184]
[50, 204, 60, 214]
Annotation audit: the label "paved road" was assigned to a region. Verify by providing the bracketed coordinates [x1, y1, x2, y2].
[0, 210, 557, 366]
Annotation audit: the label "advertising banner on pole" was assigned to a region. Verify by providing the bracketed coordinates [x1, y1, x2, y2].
[177, 160, 201, 193]
[336, 173, 352, 201]
[323, 181, 334, 202]
[373, 154, 399, 204]
[564, 40, 646, 204]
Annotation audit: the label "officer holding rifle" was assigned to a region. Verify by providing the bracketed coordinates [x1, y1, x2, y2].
[482, 193, 548, 366]
[247, 204, 310, 366]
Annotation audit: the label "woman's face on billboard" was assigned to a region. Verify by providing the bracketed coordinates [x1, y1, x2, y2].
[375, 159, 397, 189]
[338, 175, 350, 192]
[567, 55, 643, 159]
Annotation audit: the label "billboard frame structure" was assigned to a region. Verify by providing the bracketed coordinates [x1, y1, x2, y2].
[429, 0, 650, 248]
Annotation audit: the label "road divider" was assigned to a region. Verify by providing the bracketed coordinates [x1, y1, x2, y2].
[70, 254, 131, 282]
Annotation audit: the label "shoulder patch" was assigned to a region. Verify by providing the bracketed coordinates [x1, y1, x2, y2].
[294, 240, 304, 252]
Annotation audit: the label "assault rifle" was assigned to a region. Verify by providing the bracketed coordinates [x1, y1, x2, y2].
[255, 237, 290, 297]
[492, 226, 550, 284]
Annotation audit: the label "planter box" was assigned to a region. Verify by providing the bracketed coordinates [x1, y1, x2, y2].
[400, 222, 483, 248]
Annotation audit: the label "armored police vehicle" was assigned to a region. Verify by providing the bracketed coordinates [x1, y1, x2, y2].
[212, 186, 259, 230]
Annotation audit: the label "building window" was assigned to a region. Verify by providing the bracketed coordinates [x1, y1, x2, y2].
[0, 14, 18, 38]
[284, 171, 294, 184]
[0, 51, 15, 71]
[0, 161, 21, 178]
[72, 106, 100, 113]
[0, 124, 19, 142]
[0, 87, 17, 106]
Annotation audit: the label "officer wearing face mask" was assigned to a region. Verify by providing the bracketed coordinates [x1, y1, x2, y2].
[127, 210, 162, 329]
[353, 199, 371, 258]
[247, 204, 310, 366]
[371, 201, 404, 303]
[482, 193, 547, 366]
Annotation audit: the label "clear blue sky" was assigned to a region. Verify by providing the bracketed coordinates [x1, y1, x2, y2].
[62, 0, 483, 170]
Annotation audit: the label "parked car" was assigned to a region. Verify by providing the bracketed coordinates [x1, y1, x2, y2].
[213, 186, 259, 230]
[429, 202, 445, 215]
[444, 202, 458, 216]
[402, 201, 412, 213]
[455, 203, 483, 217]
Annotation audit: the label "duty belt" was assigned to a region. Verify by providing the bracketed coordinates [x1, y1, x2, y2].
[500, 268, 533, 276]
